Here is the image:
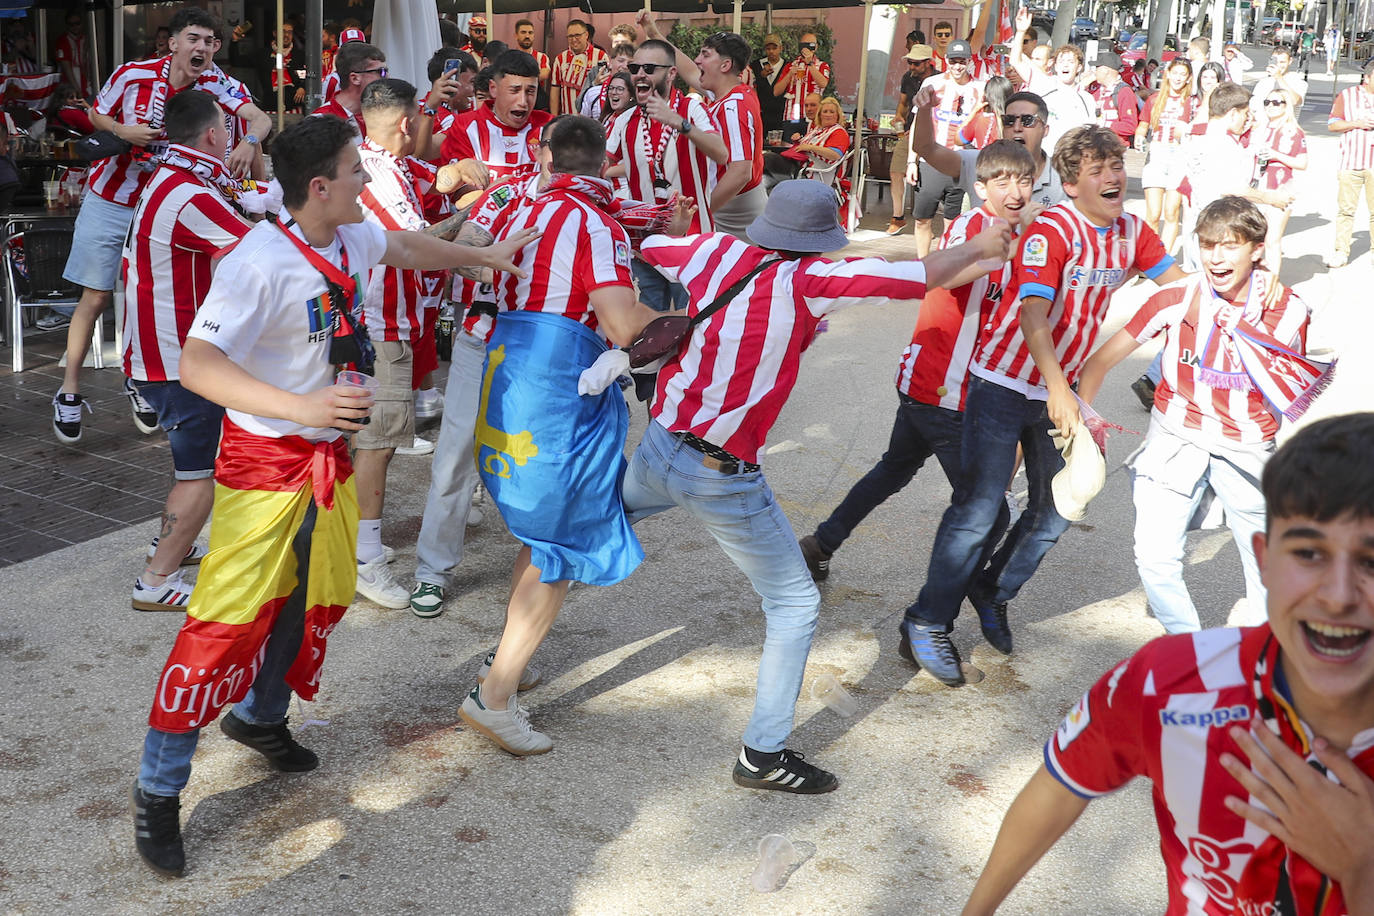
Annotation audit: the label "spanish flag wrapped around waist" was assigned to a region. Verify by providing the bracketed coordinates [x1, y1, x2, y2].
[477, 310, 644, 586]
[148, 419, 359, 733]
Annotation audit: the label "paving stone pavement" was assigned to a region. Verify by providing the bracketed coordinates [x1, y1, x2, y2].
[1, 53, 1370, 915]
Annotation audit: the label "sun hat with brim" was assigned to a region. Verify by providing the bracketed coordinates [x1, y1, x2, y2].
[748, 180, 849, 253]
[1051, 423, 1106, 521]
[905, 44, 934, 62]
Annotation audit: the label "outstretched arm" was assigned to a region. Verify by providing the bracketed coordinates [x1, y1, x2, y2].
[962, 766, 1092, 915]
[637, 12, 703, 91]
[1077, 328, 1144, 405]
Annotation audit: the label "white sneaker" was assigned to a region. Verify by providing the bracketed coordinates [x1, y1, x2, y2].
[132, 570, 193, 612]
[459, 686, 552, 755]
[467, 483, 485, 526]
[414, 387, 444, 420]
[395, 436, 436, 457]
[355, 555, 410, 608]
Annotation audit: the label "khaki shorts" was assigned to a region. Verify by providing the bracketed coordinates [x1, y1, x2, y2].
[354, 339, 415, 450]
[891, 130, 911, 178]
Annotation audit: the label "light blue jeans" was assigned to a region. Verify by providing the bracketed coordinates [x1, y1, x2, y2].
[415, 330, 485, 588]
[1132, 453, 1268, 633]
[137, 502, 315, 797]
[622, 420, 819, 753]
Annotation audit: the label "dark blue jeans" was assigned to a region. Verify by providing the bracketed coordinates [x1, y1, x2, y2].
[907, 374, 1070, 627]
[815, 395, 1008, 558]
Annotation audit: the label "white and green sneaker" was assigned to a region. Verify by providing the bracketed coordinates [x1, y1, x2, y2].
[410, 582, 444, 618]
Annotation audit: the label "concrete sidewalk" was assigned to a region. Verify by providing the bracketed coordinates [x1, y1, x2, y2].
[2, 59, 1371, 915]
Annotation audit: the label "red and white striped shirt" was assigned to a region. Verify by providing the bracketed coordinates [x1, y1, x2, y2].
[1125, 273, 1309, 446]
[490, 174, 633, 335]
[322, 69, 340, 102]
[89, 57, 252, 206]
[311, 98, 366, 138]
[551, 46, 607, 115]
[1045, 625, 1373, 915]
[924, 72, 985, 148]
[120, 146, 251, 382]
[440, 101, 550, 183]
[1142, 90, 1196, 146]
[708, 83, 764, 193]
[1331, 84, 1374, 171]
[358, 139, 426, 341]
[54, 32, 93, 98]
[970, 49, 1005, 81]
[641, 233, 929, 464]
[1253, 123, 1307, 190]
[530, 49, 550, 76]
[460, 173, 540, 341]
[895, 208, 1009, 411]
[606, 96, 717, 232]
[777, 57, 832, 121]
[974, 202, 1171, 393]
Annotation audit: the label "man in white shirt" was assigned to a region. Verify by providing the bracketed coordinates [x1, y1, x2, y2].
[1250, 45, 1308, 116]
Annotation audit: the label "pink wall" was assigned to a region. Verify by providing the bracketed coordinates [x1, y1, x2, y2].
[481, 3, 974, 112]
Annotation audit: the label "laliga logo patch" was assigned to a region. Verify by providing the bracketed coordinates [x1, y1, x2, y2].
[1056, 693, 1091, 750]
[1022, 234, 1049, 268]
[614, 240, 631, 268]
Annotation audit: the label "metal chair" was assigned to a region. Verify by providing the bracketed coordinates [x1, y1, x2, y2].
[5, 223, 99, 372]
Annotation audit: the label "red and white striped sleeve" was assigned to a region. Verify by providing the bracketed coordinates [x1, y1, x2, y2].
[169, 190, 251, 255]
[575, 212, 635, 292]
[795, 257, 927, 316]
[360, 164, 426, 232]
[714, 96, 751, 162]
[638, 234, 706, 284]
[93, 63, 132, 118]
[1124, 283, 1189, 343]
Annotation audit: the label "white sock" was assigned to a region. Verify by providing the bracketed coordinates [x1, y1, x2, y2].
[356, 519, 383, 564]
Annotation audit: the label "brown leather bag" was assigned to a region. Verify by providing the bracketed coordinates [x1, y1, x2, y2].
[627, 259, 776, 369]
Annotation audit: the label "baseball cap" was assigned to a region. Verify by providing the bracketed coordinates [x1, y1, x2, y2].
[763, 33, 781, 47]
[945, 39, 973, 60]
[339, 27, 365, 43]
[468, 15, 487, 27]
[904, 44, 934, 62]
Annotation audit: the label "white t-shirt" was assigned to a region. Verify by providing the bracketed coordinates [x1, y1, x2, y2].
[1026, 70, 1097, 153]
[956, 147, 1068, 210]
[188, 215, 389, 442]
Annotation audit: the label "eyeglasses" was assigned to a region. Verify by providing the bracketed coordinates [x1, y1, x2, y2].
[1263, 98, 1287, 106]
[1001, 113, 1041, 127]
[627, 63, 669, 74]
[567, 31, 588, 39]
[358, 66, 388, 76]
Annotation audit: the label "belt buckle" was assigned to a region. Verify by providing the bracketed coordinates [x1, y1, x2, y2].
[700, 454, 737, 475]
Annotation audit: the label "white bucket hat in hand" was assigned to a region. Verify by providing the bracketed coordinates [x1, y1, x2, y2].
[1051, 423, 1106, 521]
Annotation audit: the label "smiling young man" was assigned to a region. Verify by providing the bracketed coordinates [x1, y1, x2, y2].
[962, 412, 1374, 916]
[1078, 196, 1323, 635]
[899, 126, 1184, 687]
[1009, 7, 1095, 153]
[799, 141, 1034, 581]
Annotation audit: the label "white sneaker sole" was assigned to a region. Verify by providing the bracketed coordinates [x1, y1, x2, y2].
[458, 704, 553, 756]
[355, 579, 411, 609]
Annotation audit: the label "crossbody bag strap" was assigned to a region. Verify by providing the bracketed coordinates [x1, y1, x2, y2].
[688, 258, 777, 330]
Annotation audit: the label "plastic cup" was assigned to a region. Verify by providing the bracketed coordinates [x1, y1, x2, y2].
[750, 834, 796, 893]
[810, 674, 858, 717]
[335, 369, 379, 426]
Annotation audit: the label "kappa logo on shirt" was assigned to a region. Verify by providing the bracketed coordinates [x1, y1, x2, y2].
[1023, 234, 1049, 268]
[1158, 704, 1252, 728]
[1056, 693, 1091, 750]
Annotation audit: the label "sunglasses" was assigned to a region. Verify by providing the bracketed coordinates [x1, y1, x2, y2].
[1263, 98, 1287, 106]
[627, 62, 669, 75]
[935, 32, 953, 39]
[800, 42, 817, 49]
[358, 66, 388, 76]
[1001, 113, 1041, 127]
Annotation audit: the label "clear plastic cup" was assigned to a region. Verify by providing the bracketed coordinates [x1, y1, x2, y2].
[750, 834, 796, 893]
[335, 369, 380, 426]
[810, 673, 858, 717]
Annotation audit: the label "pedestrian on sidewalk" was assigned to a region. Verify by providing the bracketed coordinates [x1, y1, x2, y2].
[1326, 57, 1374, 269]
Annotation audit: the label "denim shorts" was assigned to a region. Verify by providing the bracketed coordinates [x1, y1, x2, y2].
[62, 192, 135, 291]
[131, 379, 224, 480]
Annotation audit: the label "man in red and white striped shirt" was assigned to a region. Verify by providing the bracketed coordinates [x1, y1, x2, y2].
[1327, 58, 1374, 268]
[908, 40, 984, 257]
[773, 32, 831, 122]
[310, 40, 386, 139]
[120, 90, 251, 612]
[458, 116, 663, 756]
[637, 21, 765, 241]
[902, 126, 1185, 688]
[513, 18, 551, 87]
[52, 7, 270, 446]
[320, 25, 366, 101]
[621, 179, 1011, 795]
[1079, 197, 1313, 634]
[550, 20, 605, 117]
[798, 141, 1036, 582]
[441, 50, 550, 185]
[54, 12, 93, 99]
[349, 79, 434, 609]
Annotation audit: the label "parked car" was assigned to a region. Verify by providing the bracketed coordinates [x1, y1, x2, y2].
[1258, 17, 1282, 43]
[1120, 33, 1181, 67]
[1274, 20, 1302, 46]
[1071, 17, 1099, 42]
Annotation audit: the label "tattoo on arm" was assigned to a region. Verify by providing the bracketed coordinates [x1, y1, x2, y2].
[422, 211, 468, 241]
[453, 222, 495, 281]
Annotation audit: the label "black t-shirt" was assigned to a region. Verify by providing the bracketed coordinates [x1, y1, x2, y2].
[901, 70, 927, 131]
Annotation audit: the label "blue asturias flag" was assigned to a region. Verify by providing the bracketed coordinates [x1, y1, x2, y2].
[475, 310, 643, 586]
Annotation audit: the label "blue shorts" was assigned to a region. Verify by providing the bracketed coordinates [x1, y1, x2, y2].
[131, 379, 224, 480]
[62, 192, 135, 291]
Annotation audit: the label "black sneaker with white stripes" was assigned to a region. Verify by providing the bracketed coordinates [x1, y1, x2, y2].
[132, 783, 184, 877]
[732, 747, 838, 795]
[219, 712, 318, 772]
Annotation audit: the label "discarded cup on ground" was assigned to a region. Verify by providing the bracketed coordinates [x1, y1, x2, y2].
[810, 673, 858, 717]
[751, 834, 797, 893]
[335, 369, 380, 426]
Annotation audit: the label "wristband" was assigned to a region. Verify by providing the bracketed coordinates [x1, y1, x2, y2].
[243, 134, 260, 145]
[422, 106, 439, 118]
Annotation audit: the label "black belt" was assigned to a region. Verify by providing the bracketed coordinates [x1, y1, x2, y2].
[466, 301, 497, 320]
[673, 431, 760, 475]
